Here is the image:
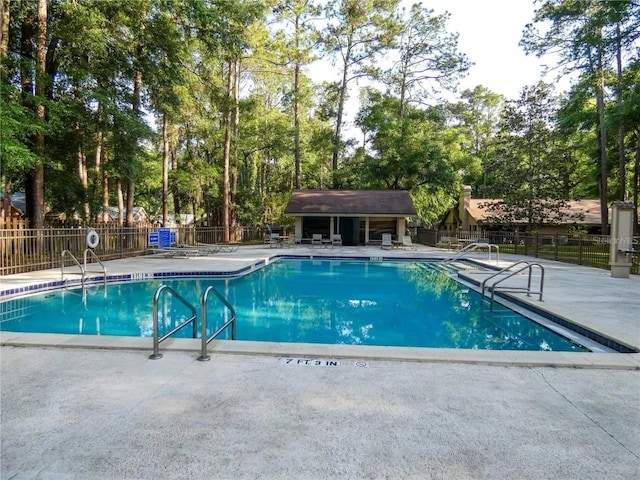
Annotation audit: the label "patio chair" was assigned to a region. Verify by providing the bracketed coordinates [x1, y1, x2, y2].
[401, 235, 417, 250]
[311, 233, 322, 247]
[381, 233, 393, 250]
[284, 234, 297, 248]
[332, 234, 342, 247]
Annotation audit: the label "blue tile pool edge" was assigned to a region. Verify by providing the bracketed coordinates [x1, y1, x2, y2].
[0, 265, 259, 300]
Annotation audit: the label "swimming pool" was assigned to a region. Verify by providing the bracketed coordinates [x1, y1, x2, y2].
[0, 259, 589, 352]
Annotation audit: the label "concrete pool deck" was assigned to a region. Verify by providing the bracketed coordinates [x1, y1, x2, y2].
[1, 245, 639, 479]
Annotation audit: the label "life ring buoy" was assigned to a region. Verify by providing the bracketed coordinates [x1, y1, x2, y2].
[86, 229, 99, 249]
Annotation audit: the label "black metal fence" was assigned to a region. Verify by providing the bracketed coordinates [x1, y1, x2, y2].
[0, 225, 264, 276]
[417, 229, 639, 275]
[2, 225, 638, 276]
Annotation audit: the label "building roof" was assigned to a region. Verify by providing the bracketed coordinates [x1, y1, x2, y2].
[96, 206, 149, 222]
[0, 192, 26, 215]
[467, 199, 607, 225]
[285, 190, 417, 216]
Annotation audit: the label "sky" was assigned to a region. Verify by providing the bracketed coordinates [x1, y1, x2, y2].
[425, 0, 560, 99]
[309, 0, 566, 133]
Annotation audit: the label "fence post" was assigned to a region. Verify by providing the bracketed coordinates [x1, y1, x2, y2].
[49, 227, 55, 268]
[578, 236, 584, 265]
[554, 233, 559, 261]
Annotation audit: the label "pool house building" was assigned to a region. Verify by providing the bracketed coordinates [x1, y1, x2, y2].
[284, 189, 417, 246]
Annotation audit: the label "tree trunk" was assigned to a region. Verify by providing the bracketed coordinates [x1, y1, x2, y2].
[77, 146, 89, 223]
[596, 56, 608, 234]
[100, 146, 109, 223]
[117, 179, 125, 226]
[171, 147, 180, 217]
[332, 43, 352, 188]
[31, 0, 47, 229]
[294, 13, 302, 189]
[2, 179, 11, 220]
[94, 130, 102, 220]
[162, 113, 169, 226]
[222, 62, 234, 242]
[75, 84, 89, 223]
[125, 179, 134, 227]
[634, 135, 639, 235]
[231, 60, 240, 236]
[126, 69, 142, 227]
[0, 0, 9, 70]
[616, 23, 625, 201]
[19, 8, 34, 222]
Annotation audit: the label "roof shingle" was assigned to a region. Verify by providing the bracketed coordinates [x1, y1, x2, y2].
[284, 190, 417, 216]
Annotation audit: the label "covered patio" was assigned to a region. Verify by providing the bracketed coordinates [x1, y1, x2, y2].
[284, 189, 417, 245]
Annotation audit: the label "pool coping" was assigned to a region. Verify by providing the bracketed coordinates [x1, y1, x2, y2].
[1, 332, 638, 370]
[1, 249, 639, 370]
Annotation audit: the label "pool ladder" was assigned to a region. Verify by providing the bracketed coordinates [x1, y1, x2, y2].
[443, 242, 500, 265]
[149, 284, 236, 361]
[61, 249, 107, 289]
[480, 261, 545, 310]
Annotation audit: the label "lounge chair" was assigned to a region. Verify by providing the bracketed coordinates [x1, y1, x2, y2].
[381, 233, 393, 250]
[401, 235, 417, 250]
[147, 245, 213, 257]
[311, 233, 322, 247]
[199, 242, 237, 253]
[332, 234, 342, 247]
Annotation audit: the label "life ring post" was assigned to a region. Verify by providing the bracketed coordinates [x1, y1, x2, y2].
[86, 228, 100, 249]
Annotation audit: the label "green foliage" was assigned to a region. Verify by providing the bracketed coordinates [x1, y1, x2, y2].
[0, 84, 40, 176]
[384, 3, 470, 112]
[485, 83, 577, 230]
[1, 0, 637, 231]
[355, 90, 456, 191]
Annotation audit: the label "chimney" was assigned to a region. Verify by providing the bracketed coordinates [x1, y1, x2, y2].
[462, 185, 472, 230]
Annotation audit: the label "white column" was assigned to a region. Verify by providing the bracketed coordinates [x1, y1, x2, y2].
[295, 217, 302, 239]
[397, 217, 405, 238]
[365, 217, 370, 243]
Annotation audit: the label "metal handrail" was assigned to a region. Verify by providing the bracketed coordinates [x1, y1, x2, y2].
[481, 261, 545, 310]
[443, 242, 500, 264]
[149, 285, 198, 360]
[198, 285, 237, 362]
[61, 250, 85, 287]
[83, 249, 107, 288]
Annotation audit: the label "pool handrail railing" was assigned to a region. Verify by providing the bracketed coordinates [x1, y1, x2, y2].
[481, 261, 545, 311]
[443, 242, 500, 264]
[149, 285, 198, 360]
[198, 285, 236, 362]
[61, 249, 107, 289]
[61, 250, 85, 287]
[83, 249, 107, 288]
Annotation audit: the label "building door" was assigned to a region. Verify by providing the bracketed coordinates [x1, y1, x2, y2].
[339, 217, 359, 246]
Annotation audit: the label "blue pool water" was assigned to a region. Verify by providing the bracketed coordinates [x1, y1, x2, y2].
[0, 259, 587, 351]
